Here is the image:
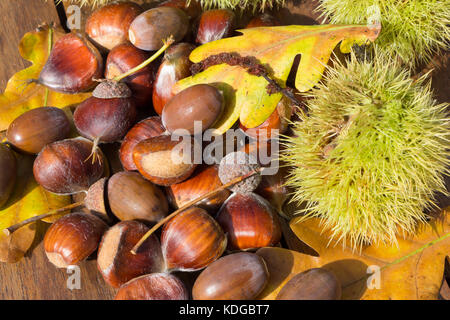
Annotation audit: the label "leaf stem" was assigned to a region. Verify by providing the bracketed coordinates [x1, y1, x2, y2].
[3, 201, 83, 236]
[43, 26, 53, 107]
[113, 36, 175, 82]
[130, 167, 264, 255]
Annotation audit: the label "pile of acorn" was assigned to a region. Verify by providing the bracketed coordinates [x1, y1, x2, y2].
[0, 1, 342, 300]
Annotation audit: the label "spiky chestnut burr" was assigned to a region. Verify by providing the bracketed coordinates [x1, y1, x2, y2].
[282, 51, 450, 246]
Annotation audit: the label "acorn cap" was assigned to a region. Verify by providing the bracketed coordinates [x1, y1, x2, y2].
[218, 151, 261, 194]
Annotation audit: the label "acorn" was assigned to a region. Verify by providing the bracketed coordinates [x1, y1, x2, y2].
[161, 207, 227, 271]
[0, 144, 16, 208]
[97, 220, 164, 288]
[152, 43, 195, 115]
[44, 212, 108, 268]
[276, 268, 342, 300]
[166, 164, 231, 213]
[216, 192, 281, 250]
[115, 273, 189, 300]
[33, 137, 104, 195]
[132, 134, 197, 186]
[129, 7, 189, 51]
[6, 107, 71, 154]
[105, 42, 155, 108]
[73, 81, 137, 146]
[196, 9, 236, 44]
[161, 84, 224, 135]
[119, 117, 166, 171]
[246, 13, 280, 28]
[38, 33, 103, 93]
[86, 2, 143, 51]
[192, 252, 269, 300]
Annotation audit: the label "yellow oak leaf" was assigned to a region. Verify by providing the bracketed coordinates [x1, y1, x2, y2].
[174, 24, 380, 133]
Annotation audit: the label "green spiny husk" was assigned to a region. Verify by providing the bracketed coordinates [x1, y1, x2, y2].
[318, 0, 450, 68]
[282, 50, 450, 247]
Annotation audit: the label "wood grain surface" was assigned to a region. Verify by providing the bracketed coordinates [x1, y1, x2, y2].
[0, 0, 115, 300]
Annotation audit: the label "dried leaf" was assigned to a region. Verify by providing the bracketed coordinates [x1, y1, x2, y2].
[174, 24, 380, 133]
[0, 24, 91, 131]
[0, 154, 71, 263]
[439, 256, 450, 300]
[257, 210, 449, 299]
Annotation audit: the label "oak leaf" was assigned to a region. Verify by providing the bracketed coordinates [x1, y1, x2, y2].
[174, 24, 380, 133]
[256, 210, 449, 300]
[0, 24, 91, 131]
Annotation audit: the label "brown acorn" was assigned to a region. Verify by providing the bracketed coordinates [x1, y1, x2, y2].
[97, 220, 165, 288]
[86, 2, 143, 50]
[196, 9, 236, 44]
[33, 137, 104, 195]
[115, 273, 189, 300]
[166, 164, 231, 213]
[152, 43, 195, 115]
[276, 268, 342, 300]
[216, 192, 281, 250]
[161, 207, 227, 271]
[132, 134, 197, 186]
[119, 117, 166, 171]
[38, 33, 103, 93]
[44, 212, 108, 268]
[129, 7, 189, 51]
[105, 42, 155, 108]
[0, 144, 16, 208]
[6, 107, 71, 154]
[192, 252, 269, 300]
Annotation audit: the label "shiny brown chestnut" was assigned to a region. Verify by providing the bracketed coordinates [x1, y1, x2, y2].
[152, 43, 195, 115]
[0, 144, 16, 208]
[119, 117, 166, 171]
[86, 2, 143, 50]
[115, 273, 189, 300]
[161, 207, 227, 271]
[216, 192, 281, 250]
[192, 252, 269, 300]
[33, 137, 104, 194]
[158, 0, 202, 20]
[276, 268, 342, 300]
[196, 9, 236, 44]
[162, 84, 223, 135]
[44, 212, 108, 268]
[166, 165, 231, 213]
[38, 33, 103, 93]
[97, 220, 164, 288]
[246, 13, 280, 28]
[6, 107, 71, 154]
[133, 134, 197, 186]
[129, 7, 189, 51]
[105, 43, 155, 108]
[107, 171, 168, 223]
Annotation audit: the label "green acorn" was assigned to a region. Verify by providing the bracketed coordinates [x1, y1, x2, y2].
[318, 0, 450, 68]
[282, 50, 450, 247]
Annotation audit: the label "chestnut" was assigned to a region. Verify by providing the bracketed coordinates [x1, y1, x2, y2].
[33, 137, 104, 194]
[38, 33, 103, 93]
[161, 207, 227, 271]
[105, 43, 155, 108]
[119, 117, 166, 171]
[107, 171, 168, 223]
[44, 212, 108, 268]
[216, 192, 281, 250]
[0, 144, 16, 208]
[276, 268, 342, 300]
[192, 252, 269, 300]
[129, 7, 189, 51]
[246, 13, 280, 28]
[152, 43, 195, 115]
[115, 273, 189, 300]
[6, 107, 71, 154]
[166, 164, 231, 213]
[97, 220, 164, 288]
[133, 134, 197, 186]
[86, 2, 143, 50]
[162, 84, 223, 135]
[196, 9, 236, 44]
[158, 0, 202, 20]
